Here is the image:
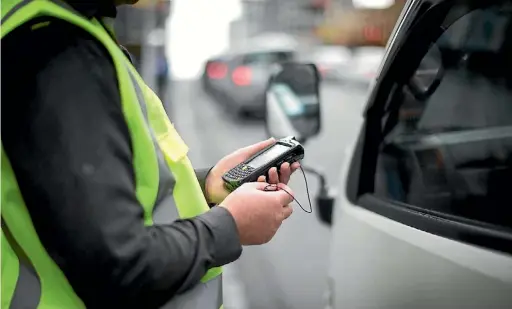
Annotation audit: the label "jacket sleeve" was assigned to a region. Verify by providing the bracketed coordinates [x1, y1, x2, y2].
[1, 21, 241, 309]
[195, 167, 214, 200]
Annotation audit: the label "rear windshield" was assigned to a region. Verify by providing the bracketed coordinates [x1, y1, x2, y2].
[242, 51, 295, 65]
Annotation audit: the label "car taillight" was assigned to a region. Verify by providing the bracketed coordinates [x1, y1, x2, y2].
[207, 62, 227, 79]
[232, 66, 252, 86]
[363, 25, 383, 43]
[317, 64, 327, 76]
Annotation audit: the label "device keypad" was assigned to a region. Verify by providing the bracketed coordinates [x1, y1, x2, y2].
[226, 164, 254, 179]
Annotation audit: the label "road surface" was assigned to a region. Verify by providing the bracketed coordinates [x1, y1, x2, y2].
[165, 79, 369, 309]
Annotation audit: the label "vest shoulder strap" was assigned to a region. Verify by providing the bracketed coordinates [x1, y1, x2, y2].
[3, 0, 163, 212]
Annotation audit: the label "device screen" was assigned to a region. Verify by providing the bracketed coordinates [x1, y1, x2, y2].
[247, 143, 291, 169]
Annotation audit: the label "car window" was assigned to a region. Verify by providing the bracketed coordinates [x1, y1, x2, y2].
[242, 51, 295, 65]
[372, 3, 512, 229]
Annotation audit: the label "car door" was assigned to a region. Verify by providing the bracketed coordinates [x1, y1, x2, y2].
[326, 1, 512, 308]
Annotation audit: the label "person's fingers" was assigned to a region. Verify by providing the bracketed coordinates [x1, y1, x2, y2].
[237, 138, 276, 157]
[272, 184, 294, 205]
[282, 205, 293, 220]
[279, 162, 291, 184]
[276, 182, 293, 193]
[291, 162, 301, 172]
[268, 167, 279, 184]
[244, 181, 271, 191]
[257, 175, 266, 182]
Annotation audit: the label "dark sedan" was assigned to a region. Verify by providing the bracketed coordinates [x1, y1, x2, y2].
[202, 46, 298, 118]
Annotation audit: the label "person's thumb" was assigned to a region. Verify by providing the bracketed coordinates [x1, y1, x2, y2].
[237, 138, 276, 157]
[271, 184, 295, 205]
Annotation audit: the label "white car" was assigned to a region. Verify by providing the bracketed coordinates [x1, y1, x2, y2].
[308, 45, 352, 80]
[264, 0, 512, 308]
[309, 45, 386, 85]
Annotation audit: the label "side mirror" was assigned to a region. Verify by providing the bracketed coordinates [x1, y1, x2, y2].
[264, 63, 322, 144]
[408, 45, 444, 100]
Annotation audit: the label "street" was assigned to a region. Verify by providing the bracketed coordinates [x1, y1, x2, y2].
[167, 79, 368, 309]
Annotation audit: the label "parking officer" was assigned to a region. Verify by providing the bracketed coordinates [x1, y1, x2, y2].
[1, 0, 300, 308]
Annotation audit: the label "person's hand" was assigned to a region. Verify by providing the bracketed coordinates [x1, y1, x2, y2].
[205, 138, 300, 205]
[219, 182, 294, 245]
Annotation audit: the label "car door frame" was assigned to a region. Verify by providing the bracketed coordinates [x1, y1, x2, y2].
[345, 0, 512, 255]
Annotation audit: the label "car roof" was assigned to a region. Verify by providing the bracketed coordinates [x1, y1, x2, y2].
[233, 46, 297, 55]
[211, 46, 297, 62]
[212, 32, 299, 59]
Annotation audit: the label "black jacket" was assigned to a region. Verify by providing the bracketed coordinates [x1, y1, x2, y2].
[1, 2, 242, 308]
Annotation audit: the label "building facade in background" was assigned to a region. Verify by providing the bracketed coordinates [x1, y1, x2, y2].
[229, 0, 329, 47]
[315, 0, 406, 46]
[229, 0, 360, 45]
[230, 0, 408, 48]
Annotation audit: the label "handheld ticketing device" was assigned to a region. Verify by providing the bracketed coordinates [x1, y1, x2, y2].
[222, 136, 305, 191]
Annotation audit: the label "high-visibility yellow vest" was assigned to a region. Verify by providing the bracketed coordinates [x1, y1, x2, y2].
[1, 0, 222, 308]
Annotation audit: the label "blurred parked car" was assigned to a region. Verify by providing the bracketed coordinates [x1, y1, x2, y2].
[345, 46, 385, 84]
[201, 37, 299, 118]
[309, 45, 352, 81]
[307, 45, 385, 85]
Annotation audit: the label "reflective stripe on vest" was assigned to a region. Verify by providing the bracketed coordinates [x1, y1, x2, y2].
[1, 0, 222, 308]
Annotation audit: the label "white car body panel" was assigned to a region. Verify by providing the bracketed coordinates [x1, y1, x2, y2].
[323, 0, 512, 306]
[325, 137, 512, 309]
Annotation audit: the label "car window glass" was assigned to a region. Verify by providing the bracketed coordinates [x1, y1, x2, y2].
[373, 3, 512, 229]
[242, 51, 294, 65]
